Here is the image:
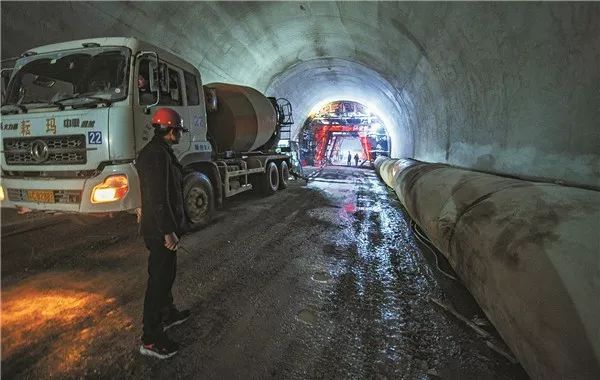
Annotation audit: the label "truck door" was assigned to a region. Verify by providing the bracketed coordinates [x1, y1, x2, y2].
[132, 58, 190, 156]
[163, 65, 191, 157]
[181, 69, 210, 160]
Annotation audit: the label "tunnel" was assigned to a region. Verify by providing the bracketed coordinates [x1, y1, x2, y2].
[1, 2, 599, 379]
[298, 100, 391, 166]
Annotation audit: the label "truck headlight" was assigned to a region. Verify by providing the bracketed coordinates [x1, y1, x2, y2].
[91, 175, 129, 203]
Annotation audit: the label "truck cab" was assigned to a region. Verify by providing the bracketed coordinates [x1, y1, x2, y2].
[0, 37, 211, 215]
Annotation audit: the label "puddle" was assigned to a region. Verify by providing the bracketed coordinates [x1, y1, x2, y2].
[296, 309, 317, 325]
[306, 207, 347, 226]
[311, 272, 332, 283]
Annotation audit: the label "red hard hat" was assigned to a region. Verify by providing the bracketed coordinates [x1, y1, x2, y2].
[151, 107, 189, 132]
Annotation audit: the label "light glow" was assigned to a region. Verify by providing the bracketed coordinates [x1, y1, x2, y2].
[1, 284, 132, 376]
[91, 175, 129, 203]
[308, 97, 339, 116]
[0, 186, 4, 201]
[307, 97, 393, 140]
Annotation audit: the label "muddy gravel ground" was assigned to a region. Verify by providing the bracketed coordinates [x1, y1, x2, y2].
[1, 166, 528, 379]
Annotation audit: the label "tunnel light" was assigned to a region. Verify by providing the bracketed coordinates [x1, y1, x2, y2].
[0, 186, 4, 201]
[362, 101, 394, 136]
[309, 98, 338, 116]
[91, 175, 129, 203]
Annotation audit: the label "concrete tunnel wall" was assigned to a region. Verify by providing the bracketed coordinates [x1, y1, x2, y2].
[1, 2, 599, 187]
[375, 156, 600, 379]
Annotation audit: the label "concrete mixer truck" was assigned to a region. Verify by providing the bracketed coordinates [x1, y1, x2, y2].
[0, 37, 294, 228]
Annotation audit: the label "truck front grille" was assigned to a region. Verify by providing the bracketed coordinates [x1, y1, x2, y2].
[3, 135, 87, 165]
[7, 188, 82, 204]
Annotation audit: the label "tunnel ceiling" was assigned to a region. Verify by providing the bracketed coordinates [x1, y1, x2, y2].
[2, 1, 599, 187]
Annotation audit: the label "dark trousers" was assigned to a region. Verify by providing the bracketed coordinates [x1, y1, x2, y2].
[142, 237, 177, 343]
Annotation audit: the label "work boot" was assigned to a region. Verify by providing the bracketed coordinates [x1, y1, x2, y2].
[163, 309, 191, 331]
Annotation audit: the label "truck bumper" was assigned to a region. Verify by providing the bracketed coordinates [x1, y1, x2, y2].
[0, 163, 141, 214]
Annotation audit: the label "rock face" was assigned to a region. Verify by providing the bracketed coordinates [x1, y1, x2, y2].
[376, 156, 600, 379]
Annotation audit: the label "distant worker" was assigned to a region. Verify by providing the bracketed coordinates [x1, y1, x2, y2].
[354, 153, 359, 166]
[347, 151, 352, 166]
[136, 107, 191, 359]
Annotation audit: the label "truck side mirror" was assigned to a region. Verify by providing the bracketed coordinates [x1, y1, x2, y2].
[204, 87, 217, 113]
[1, 67, 14, 105]
[136, 51, 160, 114]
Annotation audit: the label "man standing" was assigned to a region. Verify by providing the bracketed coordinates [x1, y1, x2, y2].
[354, 153, 359, 166]
[347, 151, 352, 166]
[137, 107, 191, 359]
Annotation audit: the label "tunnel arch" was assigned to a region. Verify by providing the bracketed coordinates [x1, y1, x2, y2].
[1, 1, 598, 186]
[265, 57, 413, 158]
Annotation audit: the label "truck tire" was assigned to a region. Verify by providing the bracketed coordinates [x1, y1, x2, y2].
[183, 172, 215, 230]
[278, 161, 289, 189]
[262, 161, 280, 195]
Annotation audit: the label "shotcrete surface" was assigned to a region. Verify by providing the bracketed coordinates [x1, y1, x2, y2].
[2, 2, 598, 186]
[1, 166, 526, 379]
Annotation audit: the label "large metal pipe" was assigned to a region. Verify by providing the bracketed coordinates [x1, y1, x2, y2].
[375, 157, 600, 379]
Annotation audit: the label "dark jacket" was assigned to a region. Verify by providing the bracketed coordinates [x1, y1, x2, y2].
[136, 135, 186, 238]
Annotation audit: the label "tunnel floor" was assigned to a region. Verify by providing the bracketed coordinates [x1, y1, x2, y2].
[1, 166, 527, 379]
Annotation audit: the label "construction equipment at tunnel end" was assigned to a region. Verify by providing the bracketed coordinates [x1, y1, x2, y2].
[0, 37, 298, 228]
[375, 156, 600, 379]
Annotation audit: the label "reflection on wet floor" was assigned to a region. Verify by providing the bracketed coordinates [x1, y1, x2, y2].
[1, 274, 134, 376]
[303, 166, 524, 379]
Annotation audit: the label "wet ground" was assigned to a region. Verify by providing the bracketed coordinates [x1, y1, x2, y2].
[1, 166, 528, 379]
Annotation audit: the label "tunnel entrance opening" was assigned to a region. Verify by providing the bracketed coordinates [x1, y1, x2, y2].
[298, 100, 390, 167]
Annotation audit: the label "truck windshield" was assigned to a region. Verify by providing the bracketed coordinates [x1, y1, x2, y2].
[4, 47, 130, 108]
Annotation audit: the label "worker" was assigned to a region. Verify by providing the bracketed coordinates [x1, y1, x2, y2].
[347, 151, 352, 166]
[138, 74, 156, 105]
[136, 107, 190, 359]
[354, 153, 359, 166]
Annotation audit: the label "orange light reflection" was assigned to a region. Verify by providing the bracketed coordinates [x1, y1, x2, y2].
[1, 287, 132, 375]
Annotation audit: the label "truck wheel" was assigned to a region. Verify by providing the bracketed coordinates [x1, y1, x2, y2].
[183, 172, 214, 230]
[278, 161, 289, 189]
[262, 161, 279, 195]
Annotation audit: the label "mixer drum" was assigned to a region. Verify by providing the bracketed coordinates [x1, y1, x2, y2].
[205, 82, 277, 152]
